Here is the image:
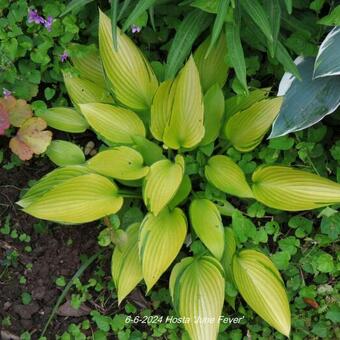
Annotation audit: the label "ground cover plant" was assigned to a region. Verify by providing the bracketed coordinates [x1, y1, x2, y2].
[0, 0, 339, 339]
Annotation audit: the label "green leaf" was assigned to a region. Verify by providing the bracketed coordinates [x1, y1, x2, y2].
[168, 175, 192, 209]
[240, 0, 274, 45]
[221, 227, 236, 283]
[189, 199, 225, 259]
[169, 256, 225, 340]
[60, 0, 95, 17]
[225, 98, 283, 152]
[233, 249, 291, 336]
[143, 155, 184, 215]
[79, 103, 145, 145]
[314, 26, 340, 78]
[112, 223, 143, 304]
[24, 174, 123, 224]
[252, 165, 340, 211]
[225, 8, 248, 94]
[122, 0, 157, 32]
[205, 155, 254, 198]
[139, 208, 187, 292]
[276, 41, 300, 79]
[99, 10, 158, 111]
[17, 166, 91, 208]
[284, 0, 292, 14]
[194, 33, 229, 93]
[270, 58, 340, 138]
[206, 0, 230, 57]
[111, 0, 118, 49]
[36, 107, 89, 133]
[165, 9, 212, 79]
[132, 135, 165, 165]
[46, 140, 85, 167]
[318, 5, 340, 26]
[263, 0, 281, 57]
[200, 85, 225, 146]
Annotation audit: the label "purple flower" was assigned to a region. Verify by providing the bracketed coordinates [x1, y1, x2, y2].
[3, 88, 12, 98]
[60, 50, 69, 63]
[28, 9, 45, 25]
[44, 16, 53, 32]
[131, 25, 141, 34]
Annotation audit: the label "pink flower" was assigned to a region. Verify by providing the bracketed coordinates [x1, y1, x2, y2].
[44, 16, 53, 32]
[3, 88, 12, 98]
[28, 9, 45, 24]
[131, 25, 141, 34]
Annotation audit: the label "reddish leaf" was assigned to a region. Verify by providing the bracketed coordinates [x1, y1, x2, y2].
[0, 102, 10, 135]
[0, 95, 32, 127]
[303, 298, 319, 309]
[9, 117, 52, 161]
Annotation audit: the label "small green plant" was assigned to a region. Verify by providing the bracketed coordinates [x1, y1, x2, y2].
[18, 9, 340, 340]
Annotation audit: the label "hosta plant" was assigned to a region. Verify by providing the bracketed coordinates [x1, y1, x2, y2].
[18, 10, 340, 340]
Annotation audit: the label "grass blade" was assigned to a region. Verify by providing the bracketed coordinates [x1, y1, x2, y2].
[165, 9, 212, 79]
[225, 6, 248, 94]
[122, 0, 157, 32]
[240, 0, 273, 44]
[118, 0, 133, 20]
[206, 0, 230, 57]
[60, 0, 94, 17]
[111, 0, 119, 50]
[263, 0, 281, 57]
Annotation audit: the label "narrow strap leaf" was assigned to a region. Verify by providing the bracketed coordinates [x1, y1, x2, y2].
[118, 0, 133, 20]
[149, 6, 156, 31]
[206, 0, 230, 57]
[165, 9, 212, 79]
[122, 0, 157, 32]
[276, 41, 301, 80]
[60, 0, 94, 17]
[240, 0, 273, 43]
[111, 0, 119, 50]
[263, 0, 281, 57]
[225, 6, 248, 94]
[284, 0, 293, 14]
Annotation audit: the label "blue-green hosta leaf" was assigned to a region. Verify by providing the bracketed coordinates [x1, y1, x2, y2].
[252, 165, 340, 211]
[170, 256, 225, 340]
[112, 223, 143, 304]
[143, 155, 184, 215]
[193, 34, 229, 93]
[99, 10, 158, 111]
[46, 140, 85, 167]
[79, 103, 145, 144]
[205, 155, 254, 198]
[189, 199, 224, 259]
[87, 146, 149, 180]
[200, 84, 225, 145]
[23, 174, 123, 224]
[269, 57, 340, 138]
[233, 250, 291, 336]
[139, 208, 187, 292]
[17, 166, 91, 208]
[314, 26, 340, 78]
[36, 107, 89, 133]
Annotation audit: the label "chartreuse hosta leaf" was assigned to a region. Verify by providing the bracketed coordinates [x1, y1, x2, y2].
[252, 166, 340, 211]
[17, 166, 91, 209]
[200, 84, 225, 146]
[225, 88, 270, 121]
[36, 107, 89, 133]
[163, 57, 205, 149]
[63, 72, 113, 107]
[139, 208, 187, 292]
[98, 10, 158, 111]
[46, 140, 85, 167]
[131, 135, 165, 166]
[233, 250, 291, 337]
[205, 155, 253, 198]
[170, 256, 225, 340]
[112, 223, 142, 304]
[193, 33, 229, 93]
[23, 174, 123, 224]
[168, 175, 192, 210]
[151, 57, 205, 150]
[87, 146, 149, 180]
[71, 46, 106, 87]
[143, 155, 184, 215]
[224, 97, 283, 152]
[79, 103, 145, 145]
[189, 199, 224, 259]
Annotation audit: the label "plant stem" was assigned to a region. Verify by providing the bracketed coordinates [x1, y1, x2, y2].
[40, 249, 105, 337]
